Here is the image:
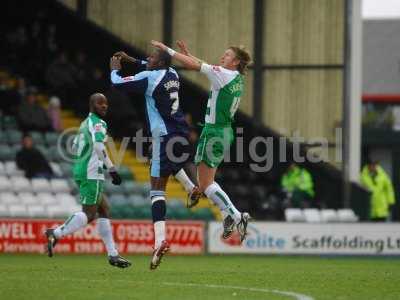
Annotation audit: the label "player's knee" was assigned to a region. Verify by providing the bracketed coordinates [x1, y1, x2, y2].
[98, 206, 110, 219]
[82, 207, 97, 223]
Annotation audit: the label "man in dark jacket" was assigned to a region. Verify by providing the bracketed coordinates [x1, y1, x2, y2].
[16, 135, 53, 179]
[17, 89, 52, 132]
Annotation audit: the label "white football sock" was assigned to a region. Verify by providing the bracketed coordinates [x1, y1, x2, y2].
[204, 182, 241, 223]
[174, 169, 195, 193]
[54, 211, 88, 238]
[97, 218, 119, 257]
[153, 220, 165, 249]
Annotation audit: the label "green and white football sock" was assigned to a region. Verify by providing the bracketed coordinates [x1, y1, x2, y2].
[204, 182, 241, 223]
[174, 169, 195, 193]
[97, 218, 118, 257]
[54, 211, 88, 238]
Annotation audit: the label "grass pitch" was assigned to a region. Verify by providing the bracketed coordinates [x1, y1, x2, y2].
[0, 254, 399, 300]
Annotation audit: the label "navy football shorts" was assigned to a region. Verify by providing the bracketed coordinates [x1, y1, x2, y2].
[150, 133, 191, 178]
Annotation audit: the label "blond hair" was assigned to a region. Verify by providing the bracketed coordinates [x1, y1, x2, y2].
[229, 45, 251, 75]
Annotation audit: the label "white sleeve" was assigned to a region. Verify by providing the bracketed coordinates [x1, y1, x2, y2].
[93, 142, 114, 170]
[200, 63, 233, 89]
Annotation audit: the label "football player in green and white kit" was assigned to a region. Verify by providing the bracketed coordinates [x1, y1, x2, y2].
[151, 40, 252, 243]
[45, 93, 131, 268]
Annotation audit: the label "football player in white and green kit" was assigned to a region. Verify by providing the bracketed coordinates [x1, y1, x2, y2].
[45, 93, 131, 268]
[151, 40, 252, 242]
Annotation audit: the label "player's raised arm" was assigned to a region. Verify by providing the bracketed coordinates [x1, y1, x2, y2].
[176, 40, 204, 64]
[109, 56, 148, 93]
[113, 51, 137, 64]
[151, 40, 202, 71]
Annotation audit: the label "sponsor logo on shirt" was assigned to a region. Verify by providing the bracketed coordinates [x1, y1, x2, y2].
[94, 123, 103, 132]
[212, 66, 221, 72]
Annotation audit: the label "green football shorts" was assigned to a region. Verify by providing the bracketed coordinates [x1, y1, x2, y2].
[75, 179, 104, 205]
[195, 125, 234, 168]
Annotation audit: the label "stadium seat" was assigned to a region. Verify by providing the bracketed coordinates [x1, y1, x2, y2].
[169, 198, 185, 208]
[36, 192, 57, 206]
[0, 131, 7, 143]
[67, 178, 78, 194]
[0, 176, 11, 192]
[50, 162, 63, 177]
[109, 194, 129, 205]
[0, 204, 8, 217]
[11, 176, 32, 192]
[27, 204, 47, 218]
[5, 161, 24, 176]
[45, 132, 59, 146]
[18, 192, 38, 205]
[320, 209, 338, 222]
[46, 205, 69, 218]
[192, 208, 214, 221]
[0, 161, 5, 175]
[47, 145, 63, 161]
[56, 192, 77, 206]
[3, 116, 17, 129]
[0, 192, 20, 205]
[50, 179, 70, 193]
[337, 209, 359, 222]
[118, 165, 134, 180]
[169, 206, 191, 220]
[36, 145, 50, 157]
[303, 209, 322, 223]
[140, 183, 151, 196]
[131, 205, 151, 219]
[8, 204, 28, 217]
[127, 194, 147, 206]
[0, 145, 15, 161]
[104, 181, 123, 195]
[31, 178, 52, 193]
[60, 163, 73, 177]
[29, 131, 45, 145]
[6, 129, 22, 144]
[122, 181, 142, 194]
[285, 208, 306, 222]
[56, 193, 80, 214]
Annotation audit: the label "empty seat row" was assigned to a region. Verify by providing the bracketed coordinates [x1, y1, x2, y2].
[0, 130, 60, 146]
[104, 181, 149, 196]
[108, 194, 183, 207]
[0, 203, 80, 218]
[0, 192, 77, 206]
[0, 177, 71, 193]
[285, 208, 359, 223]
[0, 161, 66, 176]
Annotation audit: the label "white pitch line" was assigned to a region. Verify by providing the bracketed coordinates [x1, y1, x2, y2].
[162, 281, 315, 300]
[1, 277, 315, 300]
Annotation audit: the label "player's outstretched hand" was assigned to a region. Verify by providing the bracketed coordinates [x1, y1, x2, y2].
[109, 168, 122, 185]
[176, 40, 189, 55]
[110, 56, 122, 71]
[151, 40, 167, 51]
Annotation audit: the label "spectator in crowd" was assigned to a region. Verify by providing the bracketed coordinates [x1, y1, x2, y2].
[16, 135, 53, 179]
[281, 163, 315, 208]
[360, 160, 395, 222]
[47, 96, 62, 132]
[45, 52, 77, 105]
[73, 51, 91, 84]
[17, 88, 52, 132]
[0, 77, 23, 115]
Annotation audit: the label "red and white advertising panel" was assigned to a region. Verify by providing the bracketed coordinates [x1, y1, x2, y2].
[0, 219, 205, 254]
